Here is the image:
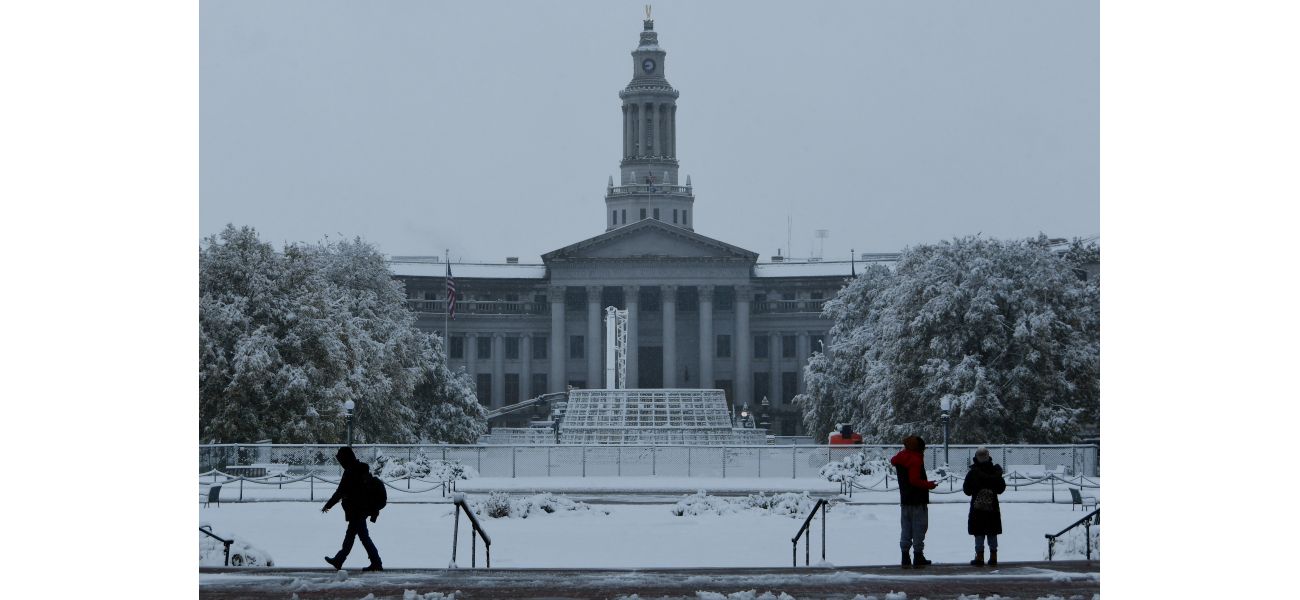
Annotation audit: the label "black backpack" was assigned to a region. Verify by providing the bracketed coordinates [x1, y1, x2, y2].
[365, 472, 388, 516]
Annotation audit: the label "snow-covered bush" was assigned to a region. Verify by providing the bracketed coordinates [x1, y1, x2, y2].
[470, 492, 606, 519]
[199, 524, 274, 567]
[372, 453, 475, 481]
[1048, 521, 1100, 561]
[819, 450, 891, 482]
[670, 491, 818, 518]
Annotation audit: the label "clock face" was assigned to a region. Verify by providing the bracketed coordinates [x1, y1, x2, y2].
[642, 58, 655, 73]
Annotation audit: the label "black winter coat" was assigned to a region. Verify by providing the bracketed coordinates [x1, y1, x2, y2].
[963, 460, 1007, 535]
[324, 457, 374, 522]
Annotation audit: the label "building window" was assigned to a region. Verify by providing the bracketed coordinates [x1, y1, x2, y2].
[715, 286, 734, 311]
[811, 291, 824, 300]
[673, 209, 678, 223]
[716, 335, 732, 358]
[505, 337, 520, 360]
[753, 372, 769, 405]
[476, 338, 491, 360]
[622, 209, 627, 224]
[640, 208, 647, 220]
[810, 334, 826, 354]
[475, 373, 492, 405]
[782, 371, 798, 405]
[569, 335, 585, 359]
[531, 373, 548, 396]
[782, 335, 796, 358]
[753, 335, 769, 359]
[612, 210, 617, 226]
[639, 287, 660, 312]
[565, 287, 585, 312]
[533, 336, 547, 359]
[653, 208, 660, 220]
[450, 336, 465, 359]
[505, 374, 520, 405]
[683, 210, 688, 225]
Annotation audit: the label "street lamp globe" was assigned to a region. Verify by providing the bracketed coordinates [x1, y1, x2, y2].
[343, 400, 356, 447]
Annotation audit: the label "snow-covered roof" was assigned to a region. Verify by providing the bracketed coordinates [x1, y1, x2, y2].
[388, 259, 547, 280]
[753, 258, 896, 278]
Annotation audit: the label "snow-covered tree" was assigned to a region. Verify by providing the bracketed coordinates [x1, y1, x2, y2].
[795, 235, 1099, 444]
[199, 225, 484, 443]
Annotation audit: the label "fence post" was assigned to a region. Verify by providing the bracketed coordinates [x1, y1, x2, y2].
[652, 445, 656, 476]
[477, 447, 483, 475]
[547, 446, 552, 477]
[722, 446, 726, 478]
[687, 446, 692, 477]
[792, 447, 797, 479]
[1051, 475, 1056, 503]
[757, 447, 761, 478]
[512, 447, 517, 478]
[310, 474, 314, 501]
[239, 478, 243, 502]
[582, 446, 587, 477]
[618, 447, 622, 477]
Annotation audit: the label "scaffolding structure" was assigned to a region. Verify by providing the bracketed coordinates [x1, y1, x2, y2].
[559, 389, 737, 445]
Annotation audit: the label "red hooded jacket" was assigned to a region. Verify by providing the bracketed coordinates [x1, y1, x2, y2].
[890, 441, 937, 505]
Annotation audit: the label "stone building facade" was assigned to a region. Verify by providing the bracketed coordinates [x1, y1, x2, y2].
[390, 18, 895, 436]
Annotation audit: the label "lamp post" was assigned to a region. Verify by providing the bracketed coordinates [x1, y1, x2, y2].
[939, 398, 951, 466]
[344, 400, 356, 447]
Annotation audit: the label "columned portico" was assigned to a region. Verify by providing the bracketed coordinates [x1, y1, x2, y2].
[466, 333, 479, 380]
[492, 332, 505, 407]
[521, 333, 533, 400]
[796, 331, 809, 391]
[698, 285, 714, 389]
[734, 285, 751, 406]
[587, 286, 603, 387]
[624, 285, 640, 388]
[549, 286, 566, 392]
[662, 284, 677, 387]
[768, 330, 780, 406]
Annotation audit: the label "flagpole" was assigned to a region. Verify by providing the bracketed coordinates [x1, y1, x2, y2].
[444, 248, 450, 348]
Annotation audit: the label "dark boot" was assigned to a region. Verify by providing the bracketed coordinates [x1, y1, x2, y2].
[362, 563, 383, 572]
[988, 550, 998, 566]
[900, 550, 912, 569]
[970, 549, 985, 567]
[913, 549, 932, 568]
[324, 556, 342, 571]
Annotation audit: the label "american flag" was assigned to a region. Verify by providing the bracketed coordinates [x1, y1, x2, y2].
[445, 260, 457, 319]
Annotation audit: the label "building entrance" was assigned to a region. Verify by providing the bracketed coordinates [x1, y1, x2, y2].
[638, 346, 662, 388]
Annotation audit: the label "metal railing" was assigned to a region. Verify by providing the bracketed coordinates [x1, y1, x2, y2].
[450, 493, 491, 568]
[199, 525, 234, 566]
[198, 469, 454, 503]
[405, 299, 546, 315]
[1046, 508, 1100, 561]
[200, 444, 1100, 479]
[791, 498, 830, 567]
[752, 299, 828, 314]
[607, 184, 692, 196]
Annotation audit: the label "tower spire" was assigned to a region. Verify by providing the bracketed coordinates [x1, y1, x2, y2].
[605, 13, 694, 232]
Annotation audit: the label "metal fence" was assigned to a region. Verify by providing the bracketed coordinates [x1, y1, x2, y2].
[200, 443, 1098, 478]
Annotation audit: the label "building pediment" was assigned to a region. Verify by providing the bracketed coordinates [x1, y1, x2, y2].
[543, 219, 758, 263]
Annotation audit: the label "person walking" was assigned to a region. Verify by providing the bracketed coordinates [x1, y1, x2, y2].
[962, 447, 1007, 566]
[322, 447, 383, 571]
[890, 435, 938, 568]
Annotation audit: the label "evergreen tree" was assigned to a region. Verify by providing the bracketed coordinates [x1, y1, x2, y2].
[199, 225, 484, 443]
[795, 236, 1099, 445]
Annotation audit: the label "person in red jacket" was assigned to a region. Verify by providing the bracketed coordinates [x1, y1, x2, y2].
[890, 435, 938, 568]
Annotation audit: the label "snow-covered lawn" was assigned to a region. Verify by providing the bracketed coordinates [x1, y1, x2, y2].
[199, 497, 1098, 569]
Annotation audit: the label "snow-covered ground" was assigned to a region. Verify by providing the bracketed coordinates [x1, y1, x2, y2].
[199, 495, 1098, 569]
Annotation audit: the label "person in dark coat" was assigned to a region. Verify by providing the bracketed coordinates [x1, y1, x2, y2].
[322, 447, 383, 571]
[962, 447, 1007, 566]
[889, 435, 938, 568]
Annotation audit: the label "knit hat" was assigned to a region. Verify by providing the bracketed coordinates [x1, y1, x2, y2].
[974, 447, 991, 463]
[902, 435, 926, 451]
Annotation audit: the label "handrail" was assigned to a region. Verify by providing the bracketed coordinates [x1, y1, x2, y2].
[790, 498, 829, 567]
[199, 525, 234, 566]
[1045, 508, 1100, 560]
[450, 492, 492, 568]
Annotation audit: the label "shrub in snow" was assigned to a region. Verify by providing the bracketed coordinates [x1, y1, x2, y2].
[1047, 521, 1100, 561]
[471, 492, 606, 519]
[199, 524, 274, 567]
[372, 453, 475, 482]
[695, 592, 796, 600]
[819, 450, 891, 482]
[671, 491, 818, 518]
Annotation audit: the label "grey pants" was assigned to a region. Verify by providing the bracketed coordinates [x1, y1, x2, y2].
[975, 534, 999, 551]
[899, 504, 929, 552]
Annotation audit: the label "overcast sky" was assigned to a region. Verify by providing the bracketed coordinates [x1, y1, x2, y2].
[200, 0, 1098, 263]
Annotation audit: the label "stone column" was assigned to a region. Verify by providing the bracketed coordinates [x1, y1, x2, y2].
[769, 331, 781, 406]
[622, 105, 631, 157]
[669, 105, 677, 158]
[466, 333, 479, 380]
[662, 284, 677, 388]
[796, 331, 809, 392]
[587, 286, 603, 388]
[519, 333, 533, 401]
[492, 333, 505, 407]
[649, 102, 658, 157]
[734, 285, 752, 406]
[549, 286, 566, 392]
[698, 285, 714, 389]
[624, 285, 640, 388]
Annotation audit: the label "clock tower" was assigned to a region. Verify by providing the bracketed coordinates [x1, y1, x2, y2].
[605, 13, 694, 232]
